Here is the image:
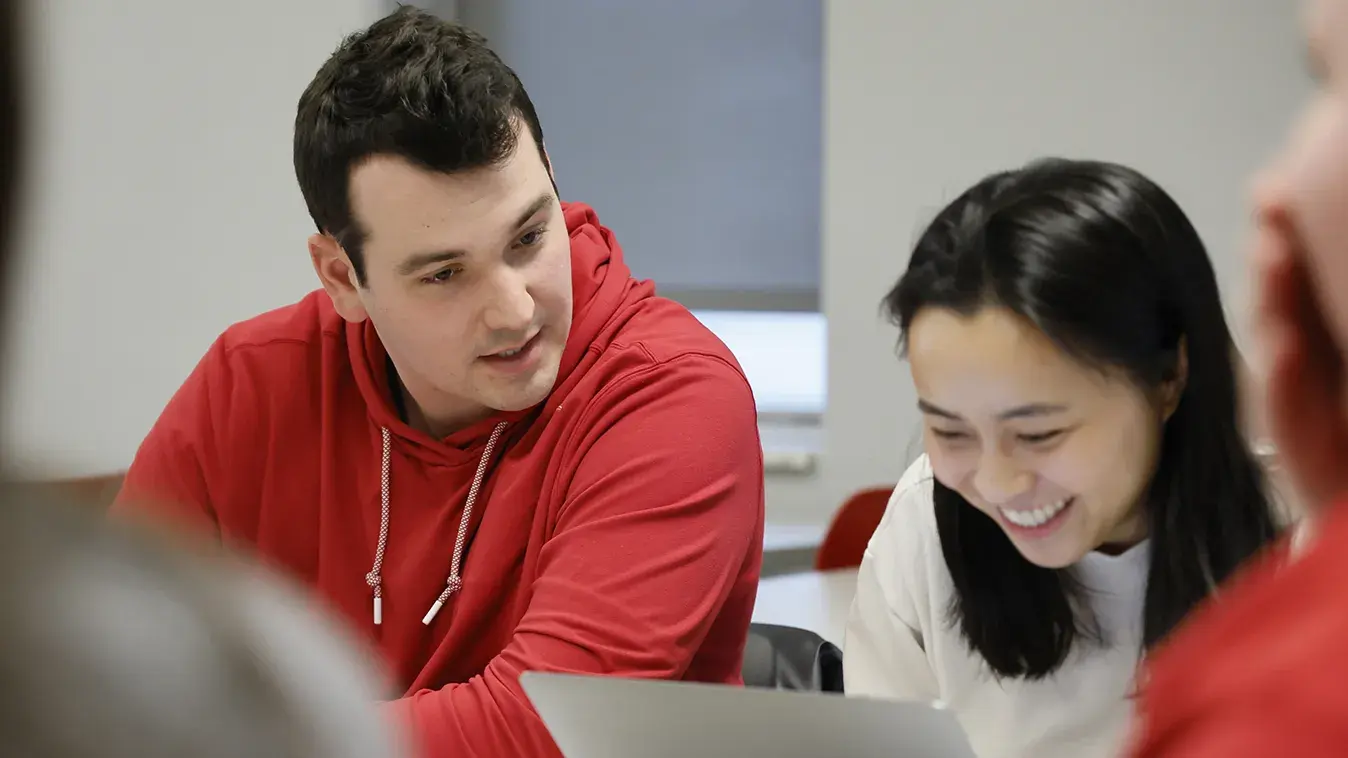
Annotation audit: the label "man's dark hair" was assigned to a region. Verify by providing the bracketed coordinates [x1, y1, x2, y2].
[294, 5, 548, 283]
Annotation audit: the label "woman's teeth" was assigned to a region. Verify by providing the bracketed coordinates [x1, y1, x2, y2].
[999, 497, 1071, 528]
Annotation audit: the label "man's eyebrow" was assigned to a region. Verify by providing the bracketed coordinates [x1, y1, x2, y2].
[393, 192, 556, 277]
[510, 191, 554, 232]
[395, 248, 464, 277]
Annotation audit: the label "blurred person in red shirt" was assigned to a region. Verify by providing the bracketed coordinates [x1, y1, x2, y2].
[1128, 0, 1348, 754]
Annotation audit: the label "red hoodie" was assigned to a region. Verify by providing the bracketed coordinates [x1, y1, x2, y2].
[1127, 506, 1348, 757]
[112, 203, 766, 757]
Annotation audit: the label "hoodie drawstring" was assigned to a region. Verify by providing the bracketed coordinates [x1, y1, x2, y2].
[365, 421, 508, 626]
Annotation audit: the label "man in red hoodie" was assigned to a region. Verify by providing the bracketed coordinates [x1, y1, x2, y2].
[1127, 0, 1348, 755]
[112, 7, 765, 757]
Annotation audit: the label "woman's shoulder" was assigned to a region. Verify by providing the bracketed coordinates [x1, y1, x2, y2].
[866, 454, 944, 573]
[895, 454, 936, 499]
[875, 454, 940, 539]
[858, 453, 952, 632]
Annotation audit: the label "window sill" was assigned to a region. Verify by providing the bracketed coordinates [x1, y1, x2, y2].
[760, 415, 822, 476]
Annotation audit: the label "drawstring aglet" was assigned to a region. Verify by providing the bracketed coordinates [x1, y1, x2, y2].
[422, 599, 444, 626]
[423, 576, 462, 625]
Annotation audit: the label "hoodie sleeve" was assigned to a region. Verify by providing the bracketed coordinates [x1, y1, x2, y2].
[109, 337, 226, 537]
[385, 353, 765, 758]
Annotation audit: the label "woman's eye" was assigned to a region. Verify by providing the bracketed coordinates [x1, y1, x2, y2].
[931, 428, 969, 441]
[1019, 429, 1064, 445]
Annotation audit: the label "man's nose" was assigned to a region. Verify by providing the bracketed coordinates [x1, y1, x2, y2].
[482, 268, 535, 333]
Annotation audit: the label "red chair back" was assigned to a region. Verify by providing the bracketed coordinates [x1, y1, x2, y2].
[814, 486, 893, 571]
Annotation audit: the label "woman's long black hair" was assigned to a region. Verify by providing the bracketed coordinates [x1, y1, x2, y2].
[884, 158, 1280, 679]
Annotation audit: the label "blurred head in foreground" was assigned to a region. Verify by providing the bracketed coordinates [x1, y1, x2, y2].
[0, 5, 401, 757]
[1250, 0, 1348, 515]
[0, 498, 399, 757]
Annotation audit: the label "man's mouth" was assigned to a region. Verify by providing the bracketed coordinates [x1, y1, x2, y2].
[480, 330, 542, 368]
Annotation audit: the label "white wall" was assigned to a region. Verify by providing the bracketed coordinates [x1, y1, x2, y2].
[2, 0, 381, 476]
[760, 0, 1312, 525]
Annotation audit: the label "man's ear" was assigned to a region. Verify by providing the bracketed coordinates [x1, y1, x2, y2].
[308, 233, 369, 323]
[1160, 336, 1189, 422]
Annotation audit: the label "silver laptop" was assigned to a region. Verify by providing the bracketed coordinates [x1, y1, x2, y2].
[520, 672, 976, 758]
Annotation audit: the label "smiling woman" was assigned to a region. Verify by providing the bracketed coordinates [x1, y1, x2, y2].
[843, 158, 1282, 758]
[906, 304, 1168, 568]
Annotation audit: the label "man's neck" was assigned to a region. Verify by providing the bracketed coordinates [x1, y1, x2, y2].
[384, 357, 490, 439]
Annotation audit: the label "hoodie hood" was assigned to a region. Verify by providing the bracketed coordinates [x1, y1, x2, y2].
[347, 202, 652, 463]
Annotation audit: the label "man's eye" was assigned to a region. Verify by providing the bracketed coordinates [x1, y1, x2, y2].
[422, 268, 458, 284]
[518, 229, 545, 247]
[931, 428, 969, 441]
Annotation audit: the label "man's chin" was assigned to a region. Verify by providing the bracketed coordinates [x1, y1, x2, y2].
[485, 363, 561, 413]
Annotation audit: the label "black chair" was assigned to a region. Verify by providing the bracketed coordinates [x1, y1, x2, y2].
[741, 622, 844, 693]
